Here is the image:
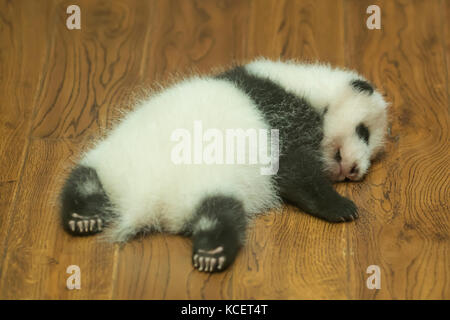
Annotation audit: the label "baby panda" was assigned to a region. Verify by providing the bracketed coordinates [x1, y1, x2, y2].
[60, 58, 388, 273]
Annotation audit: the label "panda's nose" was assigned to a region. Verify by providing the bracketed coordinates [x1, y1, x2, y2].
[334, 149, 342, 162]
[347, 164, 359, 179]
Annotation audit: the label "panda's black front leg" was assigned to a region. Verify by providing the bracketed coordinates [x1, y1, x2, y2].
[277, 147, 358, 222]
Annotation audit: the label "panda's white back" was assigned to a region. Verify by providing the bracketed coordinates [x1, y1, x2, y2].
[80, 77, 280, 241]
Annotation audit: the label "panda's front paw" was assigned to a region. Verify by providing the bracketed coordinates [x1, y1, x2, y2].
[318, 196, 359, 222]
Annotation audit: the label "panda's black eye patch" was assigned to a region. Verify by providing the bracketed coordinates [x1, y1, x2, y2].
[351, 79, 374, 95]
[356, 123, 370, 144]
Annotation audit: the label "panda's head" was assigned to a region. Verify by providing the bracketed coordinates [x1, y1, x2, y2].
[321, 79, 388, 182]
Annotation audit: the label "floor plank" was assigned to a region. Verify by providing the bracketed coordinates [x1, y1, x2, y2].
[31, 0, 152, 139]
[344, 0, 449, 299]
[0, 0, 54, 284]
[0, 139, 117, 299]
[444, 0, 450, 100]
[246, 0, 345, 65]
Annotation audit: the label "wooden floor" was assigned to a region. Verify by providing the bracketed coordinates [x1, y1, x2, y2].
[0, 0, 448, 300]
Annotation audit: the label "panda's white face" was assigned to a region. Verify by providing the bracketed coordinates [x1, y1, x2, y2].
[243, 59, 389, 182]
[321, 80, 388, 182]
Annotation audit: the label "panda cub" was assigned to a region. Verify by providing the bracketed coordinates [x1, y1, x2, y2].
[60, 58, 388, 273]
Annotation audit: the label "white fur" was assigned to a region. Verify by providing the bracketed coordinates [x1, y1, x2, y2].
[246, 58, 388, 181]
[80, 77, 280, 241]
[79, 59, 388, 241]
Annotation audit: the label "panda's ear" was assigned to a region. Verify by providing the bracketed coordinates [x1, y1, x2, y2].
[351, 79, 374, 95]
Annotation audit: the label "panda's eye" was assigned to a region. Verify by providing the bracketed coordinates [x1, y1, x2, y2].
[356, 123, 370, 144]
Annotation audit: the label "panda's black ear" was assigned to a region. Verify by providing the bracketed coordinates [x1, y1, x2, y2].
[351, 79, 374, 95]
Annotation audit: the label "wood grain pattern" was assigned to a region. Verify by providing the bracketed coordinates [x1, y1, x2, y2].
[0, 0, 448, 299]
[245, 0, 345, 65]
[0, 0, 53, 287]
[0, 139, 117, 299]
[344, 0, 449, 299]
[445, 0, 450, 102]
[30, 0, 153, 139]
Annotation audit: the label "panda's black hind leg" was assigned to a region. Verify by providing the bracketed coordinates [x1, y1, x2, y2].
[60, 165, 113, 236]
[189, 195, 247, 273]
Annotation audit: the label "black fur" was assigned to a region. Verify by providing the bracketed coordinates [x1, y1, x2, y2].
[356, 123, 370, 144]
[217, 66, 358, 222]
[217, 66, 323, 155]
[189, 195, 247, 272]
[351, 79, 374, 95]
[60, 165, 113, 236]
[275, 145, 358, 222]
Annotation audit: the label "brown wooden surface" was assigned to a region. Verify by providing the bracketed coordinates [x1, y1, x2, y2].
[0, 0, 448, 299]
